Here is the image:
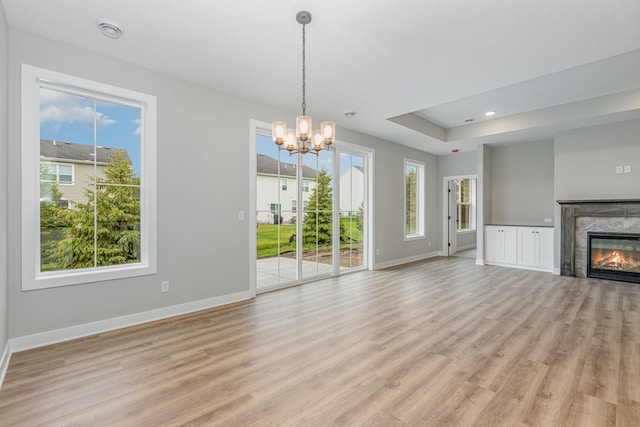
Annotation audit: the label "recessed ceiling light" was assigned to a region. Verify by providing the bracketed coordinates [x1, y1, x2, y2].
[97, 19, 124, 39]
[485, 111, 496, 117]
[344, 111, 356, 118]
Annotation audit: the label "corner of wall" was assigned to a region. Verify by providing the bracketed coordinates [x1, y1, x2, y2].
[0, 0, 10, 387]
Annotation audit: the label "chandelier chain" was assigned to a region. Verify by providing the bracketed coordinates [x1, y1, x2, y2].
[301, 21, 306, 116]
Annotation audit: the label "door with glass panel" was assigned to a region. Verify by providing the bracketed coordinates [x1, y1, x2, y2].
[256, 134, 299, 288]
[339, 151, 367, 272]
[300, 149, 334, 279]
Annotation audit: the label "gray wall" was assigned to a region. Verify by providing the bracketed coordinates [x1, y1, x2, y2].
[553, 119, 640, 270]
[555, 120, 640, 200]
[490, 141, 555, 226]
[0, 4, 8, 354]
[476, 144, 493, 260]
[6, 30, 437, 338]
[437, 151, 477, 250]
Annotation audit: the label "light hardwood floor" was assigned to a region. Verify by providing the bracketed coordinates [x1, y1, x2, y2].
[1, 257, 640, 426]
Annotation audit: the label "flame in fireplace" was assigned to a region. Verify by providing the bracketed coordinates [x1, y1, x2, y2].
[595, 251, 628, 270]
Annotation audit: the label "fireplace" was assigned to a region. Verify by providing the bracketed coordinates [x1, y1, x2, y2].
[587, 232, 640, 283]
[558, 199, 640, 278]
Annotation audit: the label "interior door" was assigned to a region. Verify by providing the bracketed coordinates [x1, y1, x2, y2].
[448, 179, 458, 255]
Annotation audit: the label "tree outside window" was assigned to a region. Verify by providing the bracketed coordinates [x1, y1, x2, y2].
[456, 178, 476, 231]
[405, 159, 425, 239]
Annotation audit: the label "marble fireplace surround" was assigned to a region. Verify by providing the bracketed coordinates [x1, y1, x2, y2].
[558, 200, 640, 278]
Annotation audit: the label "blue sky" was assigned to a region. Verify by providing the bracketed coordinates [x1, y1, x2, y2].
[39, 88, 142, 175]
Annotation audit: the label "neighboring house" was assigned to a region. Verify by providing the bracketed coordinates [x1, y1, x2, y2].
[339, 165, 364, 217]
[40, 139, 132, 207]
[256, 154, 317, 224]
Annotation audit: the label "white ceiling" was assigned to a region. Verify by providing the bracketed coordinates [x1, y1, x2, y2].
[3, 0, 640, 155]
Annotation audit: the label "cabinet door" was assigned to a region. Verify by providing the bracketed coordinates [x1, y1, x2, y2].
[503, 228, 518, 264]
[485, 227, 501, 263]
[537, 228, 554, 269]
[518, 228, 537, 266]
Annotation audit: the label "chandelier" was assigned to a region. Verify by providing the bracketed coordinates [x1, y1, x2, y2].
[272, 11, 335, 155]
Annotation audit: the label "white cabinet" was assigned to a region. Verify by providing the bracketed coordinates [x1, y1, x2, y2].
[485, 226, 517, 264]
[485, 225, 553, 272]
[517, 227, 554, 270]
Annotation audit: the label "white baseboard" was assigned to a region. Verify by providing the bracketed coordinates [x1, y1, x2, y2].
[553, 267, 561, 275]
[456, 243, 477, 251]
[0, 340, 10, 390]
[10, 290, 253, 353]
[374, 251, 442, 270]
[475, 258, 485, 266]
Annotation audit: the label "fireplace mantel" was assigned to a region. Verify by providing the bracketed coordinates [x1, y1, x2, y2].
[558, 199, 640, 277]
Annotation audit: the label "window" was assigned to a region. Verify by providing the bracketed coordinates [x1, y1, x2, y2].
[404, 159, 425, 239]
[303, 180, 310, 192]
[456, 178, 476, 231]
[281, 178, 288, 191]
[270, 203, 282, 224]
[292, 200, 297, 213]
[21, 64, 157, 290]
[41, 162, 74, 185]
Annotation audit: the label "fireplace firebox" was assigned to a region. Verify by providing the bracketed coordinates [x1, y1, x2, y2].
[587, 232, 640, 283]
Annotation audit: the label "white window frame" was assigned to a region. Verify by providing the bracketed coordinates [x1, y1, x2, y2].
[292, 199, 297, 213]
[281, 178, 288, 191]
[41, 161, 74, 186]
[21, 64, 157, 290]
[404, 159, 425, 240]
[303, 180, 310, 192]
[456, 178, 477, 232]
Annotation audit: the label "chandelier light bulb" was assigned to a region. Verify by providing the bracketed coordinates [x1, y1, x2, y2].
[272, 121, 287, 145]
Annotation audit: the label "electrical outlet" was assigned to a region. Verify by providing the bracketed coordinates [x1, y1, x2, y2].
[624, 165, 632, 173]
[238, 211, 245, 220]
[376, 249, 380, 256]
[544, 218, 552, 223]
[616, 166, 624, 174]
[161, 281, 169, 293]
[428, 241, 432, 247]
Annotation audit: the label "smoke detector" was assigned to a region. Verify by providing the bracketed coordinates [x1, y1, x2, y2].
[97, 19, 124, 39]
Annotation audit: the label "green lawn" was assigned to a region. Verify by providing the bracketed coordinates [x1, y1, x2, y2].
[257, 217, 363, 258]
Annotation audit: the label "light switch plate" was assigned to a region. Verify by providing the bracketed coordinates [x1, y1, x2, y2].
[616, 166, 624, 174]
[624, 165, 632, 173]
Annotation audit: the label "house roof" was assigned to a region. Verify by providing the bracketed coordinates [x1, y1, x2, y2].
[40, 139, 132, 165]
[257, 154, 316, 179]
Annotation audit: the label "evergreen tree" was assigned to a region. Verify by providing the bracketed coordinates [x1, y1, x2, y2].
[302, 169, 347, 246]
[406, 168, 417, 235]
[40, 178, 69, 271]
[356, 201, 365, 231]
[54, 150, 141, 269]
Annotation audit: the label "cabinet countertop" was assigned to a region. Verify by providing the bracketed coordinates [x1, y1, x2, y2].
[485, 224, 554, 228]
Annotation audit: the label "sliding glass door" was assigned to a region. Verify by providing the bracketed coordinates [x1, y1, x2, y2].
[254, 126, 371, 291]
[339, 152, 367, 272]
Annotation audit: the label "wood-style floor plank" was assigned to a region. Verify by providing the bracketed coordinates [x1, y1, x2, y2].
[1, 257, 640, 426]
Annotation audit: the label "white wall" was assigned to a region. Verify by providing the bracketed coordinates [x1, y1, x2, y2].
[6, 29, 438, 339]
[339, 166, 364, 215]
[0, 3, 9, 356]
[490, 141, 555, 226]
